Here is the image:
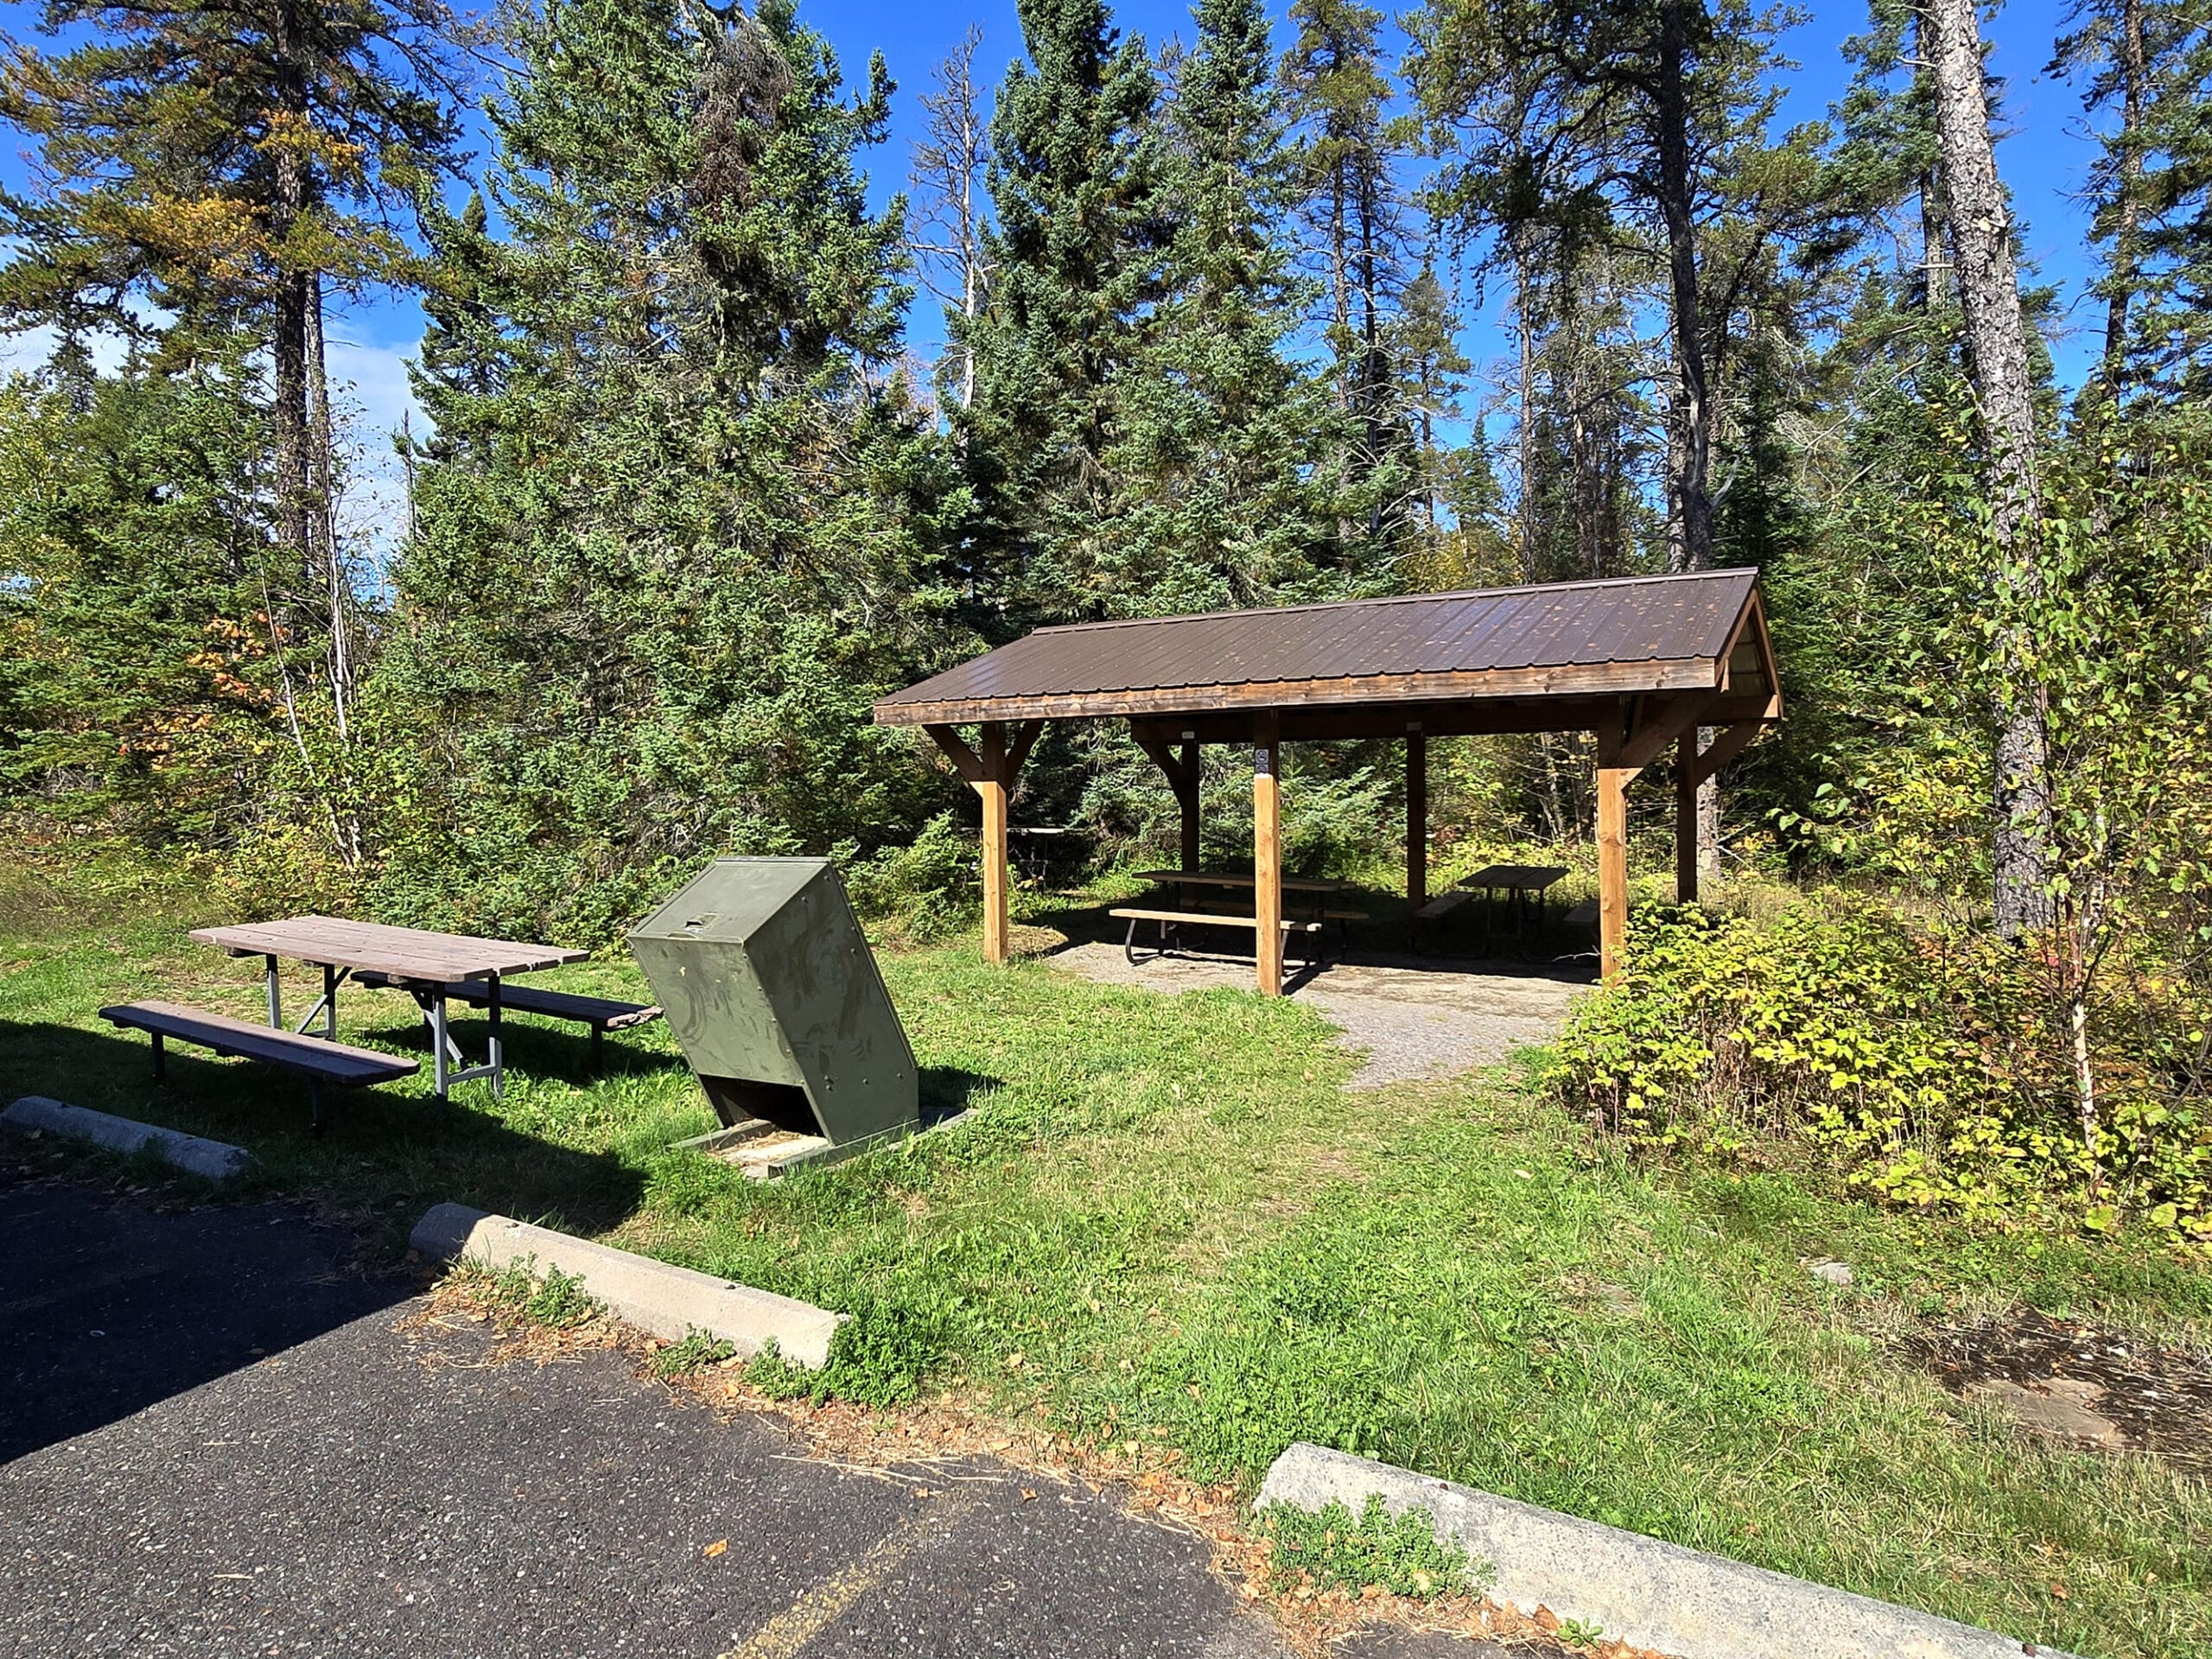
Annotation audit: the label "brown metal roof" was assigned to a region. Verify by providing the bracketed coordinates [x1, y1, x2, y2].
[874, 569, 1773, 726]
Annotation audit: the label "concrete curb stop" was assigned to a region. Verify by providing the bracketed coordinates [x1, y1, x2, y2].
[409, 1203, 845, 1370]
[1256, 1441, 2081, 1659]
[3, 1096, 253, 1183]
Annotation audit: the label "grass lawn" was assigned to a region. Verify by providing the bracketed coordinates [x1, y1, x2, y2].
[3, 875, 2209, 1658]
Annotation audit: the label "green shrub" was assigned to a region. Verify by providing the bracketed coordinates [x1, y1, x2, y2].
[837, 810, 978, 942]
[650, 1327, 740, 1377]
[1548, 900, 2212, 1242]
[473, 1259, 603, 1328]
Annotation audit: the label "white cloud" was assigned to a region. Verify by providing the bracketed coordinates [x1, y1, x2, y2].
[324, 334, 430, 579]
[0, 323, 131, 378]
[0, 315, 433, 578]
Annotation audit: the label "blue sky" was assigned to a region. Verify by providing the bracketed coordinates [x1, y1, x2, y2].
[0, 0, 2107, 530]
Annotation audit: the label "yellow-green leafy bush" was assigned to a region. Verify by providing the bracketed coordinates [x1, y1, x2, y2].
[1549, 902, 2211, 1241]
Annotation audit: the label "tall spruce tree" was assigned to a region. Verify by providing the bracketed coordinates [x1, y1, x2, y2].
[1278, 0, 1398, 435]
[2052, 0, 2212, 416]
[379, 0, 963, 938]
[0, 0, 461, 868]
[962, 0, 1159, 627]
[0, 339, 291, 850]
[1097, 0, 1379, 613]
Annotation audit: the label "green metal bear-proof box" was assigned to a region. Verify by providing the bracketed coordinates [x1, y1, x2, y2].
[629, 858, 918, 1173]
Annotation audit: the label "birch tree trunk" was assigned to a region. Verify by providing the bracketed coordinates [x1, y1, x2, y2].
[1926, 0, 2053, 936]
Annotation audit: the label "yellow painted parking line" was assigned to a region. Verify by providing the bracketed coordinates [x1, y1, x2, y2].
[717, 1495, 969, 1659]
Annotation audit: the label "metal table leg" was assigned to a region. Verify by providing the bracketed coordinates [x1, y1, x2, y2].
[293, 963, 350, 1038]
[430, 992, 449, 1101]
[264, 954, 282, 1028]
[485, 973, 503, 1100]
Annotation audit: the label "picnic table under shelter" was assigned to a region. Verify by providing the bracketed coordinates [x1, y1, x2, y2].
[873, 569, 1783, 993]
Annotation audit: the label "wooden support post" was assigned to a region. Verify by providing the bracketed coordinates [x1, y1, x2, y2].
[1675, 731, 1700, 905]
[1596, 721, 1630, 982]
[1406, 729, 1427, 912]
[980, 722, 1010, 964]
[1178, 739, 1201, 877]
[1254, 714, 1283, 997]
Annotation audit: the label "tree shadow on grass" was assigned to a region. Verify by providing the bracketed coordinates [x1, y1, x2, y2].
[353, 1004, 686, 1094]
[0, 1020, 647, 1242]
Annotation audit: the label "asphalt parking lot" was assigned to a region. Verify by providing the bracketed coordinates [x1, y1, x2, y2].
[0, 1172, 1500, 1659]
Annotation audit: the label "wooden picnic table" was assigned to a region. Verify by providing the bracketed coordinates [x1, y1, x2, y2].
[1130, 869, 1351, 895]
[1457, 863, 1569, 955]
[1120, 870, 1367, 969]
[188, 915, 587, 1101]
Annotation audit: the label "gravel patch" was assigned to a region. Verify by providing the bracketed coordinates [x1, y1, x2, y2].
[1050, 944, 1586, 1088]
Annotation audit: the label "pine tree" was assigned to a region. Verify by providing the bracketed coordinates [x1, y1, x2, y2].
[1095, 0, 1380, 614]
[379, 0, 965, 938]
[0, 340, 292, 849]
[2052, 0, 2212, 415]
[1409, 0, 1842, 574]
[963, 0, 1160, 627]
[1278, 0, 1398, 425]
[0, 0, 464, 868]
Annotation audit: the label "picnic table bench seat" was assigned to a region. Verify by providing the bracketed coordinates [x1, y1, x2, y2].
[100, 1000, 417, 1130]
[1109, 906, 1332, 969]
[1181, 898, 1370, 924]
[351, 972, 661, 1066]
[1108, 906, 1326, 932]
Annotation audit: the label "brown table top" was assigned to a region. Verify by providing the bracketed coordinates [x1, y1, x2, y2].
[1459, 863, 1570, 892]
[188, 915, 587, 982]
[1134, 869, 1351, 894]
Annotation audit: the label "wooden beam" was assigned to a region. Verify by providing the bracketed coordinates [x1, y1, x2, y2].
[1595, 719, 1630, 982]
[1406, 730, 1427, 912]
[1178, 739, 1201, 876]
[1687, 705, 1778, 785]
[1254, 713, 1283, 997]
[1131, 732, 1192, 794]
[1615, 690, 1721, 779]
[1125, 690, 1776, 750]
[1006, 718, 1045, 780]
[878, 654, 1728, 728]
[1675, 731, 1700, 904]
[980, 722, 1010, 964]
[924, 723, 983, 783]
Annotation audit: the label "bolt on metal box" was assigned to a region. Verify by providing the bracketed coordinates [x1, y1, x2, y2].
[629, 857, 918, 1176]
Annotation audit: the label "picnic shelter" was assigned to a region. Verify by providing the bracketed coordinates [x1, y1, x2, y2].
[872, 569, 1783, 992]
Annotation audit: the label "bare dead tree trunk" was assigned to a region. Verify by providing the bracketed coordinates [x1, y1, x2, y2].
[1515, 243, 1537, 583]
[1913, 14, 1955, 319]
[1328, 157, 1350, 405]
[306, 276, 365, 868]
[911, 25, 992, 411]
[1927, 0, 2053, 937]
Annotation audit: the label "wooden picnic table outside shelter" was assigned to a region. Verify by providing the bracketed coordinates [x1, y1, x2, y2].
[873, 569, 1784, 993]
[187, 915, 587, 1100]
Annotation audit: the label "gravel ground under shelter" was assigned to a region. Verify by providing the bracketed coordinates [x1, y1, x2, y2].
[1049, 944, 1587, 1088]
